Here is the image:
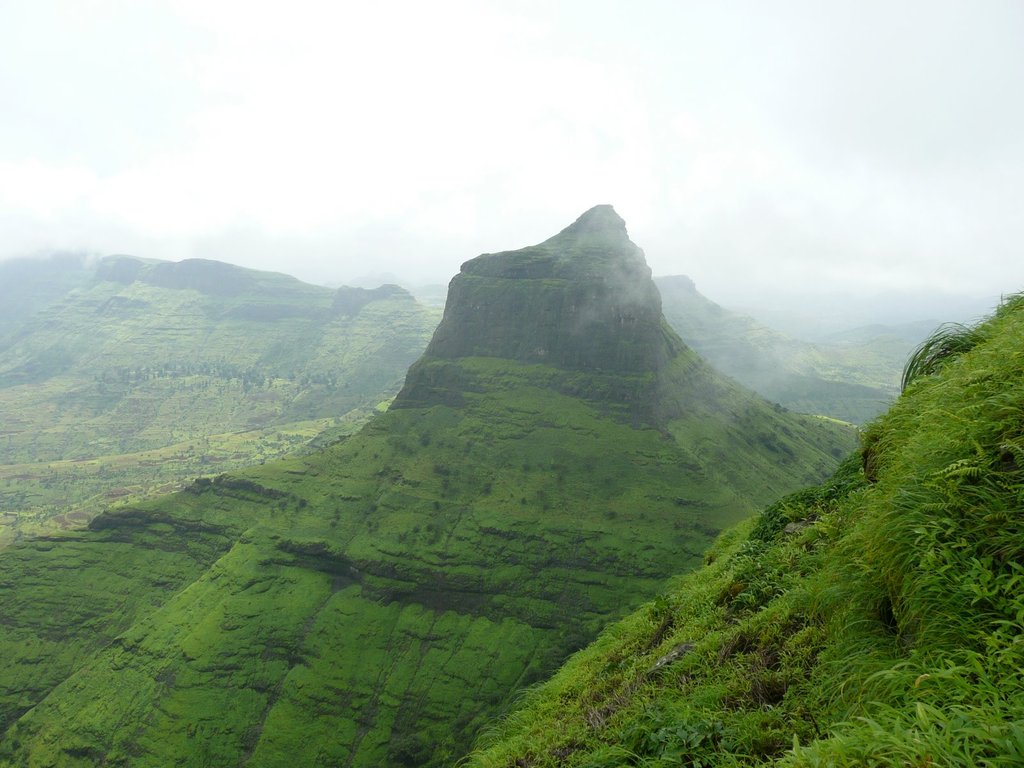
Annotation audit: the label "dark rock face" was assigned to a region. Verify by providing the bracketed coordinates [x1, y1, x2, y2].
[145, 259, 255, 296]
[405, 205, 681, 376]
[95, 255, 147, 285]
[392, 206, 705, 426]
[96, 256, 255, 296]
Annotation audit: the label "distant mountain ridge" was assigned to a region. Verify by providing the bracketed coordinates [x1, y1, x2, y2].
[0, 253, 438, 544]
[656, 274, 911, 424]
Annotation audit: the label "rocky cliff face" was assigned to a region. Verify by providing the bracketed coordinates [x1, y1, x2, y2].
[96, 255, 257, 295]
[395, 205, 690, 419]
[415, 205, 677, 372]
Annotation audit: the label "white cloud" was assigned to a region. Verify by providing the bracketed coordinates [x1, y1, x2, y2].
[0, 160, 97, 217]
[0, 0, 1022, 306]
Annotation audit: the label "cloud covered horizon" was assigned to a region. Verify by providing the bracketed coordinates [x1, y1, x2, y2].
[2, 0, 1023, 309]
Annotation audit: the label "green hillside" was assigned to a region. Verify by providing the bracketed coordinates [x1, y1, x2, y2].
[0, 207, 854, 766]
[0, 256, 439, 545]
[656, 275, 910, 424]
[466, 294, 1024, 767]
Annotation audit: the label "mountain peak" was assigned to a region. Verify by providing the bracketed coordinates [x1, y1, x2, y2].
[560, 204, 627, 236]
[537, 204, 635, 259]
[462, 205, 640, 282]
[394, 207, 683, 416]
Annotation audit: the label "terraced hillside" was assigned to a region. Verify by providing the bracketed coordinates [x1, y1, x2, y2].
[0, 256, 439, 544]
[467, 294, 1024, 767]
[0, 207, 855, 767]
[656, 275, 911, 424]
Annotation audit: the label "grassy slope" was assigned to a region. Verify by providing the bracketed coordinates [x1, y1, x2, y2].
[466, 295, 1024, 767]
[656, 276, 910, 424]
[0, 258, 438, 542]
[0, 353, 854, 767]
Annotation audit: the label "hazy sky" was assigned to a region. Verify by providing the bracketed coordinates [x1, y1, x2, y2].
[1, 0, 1023, 307]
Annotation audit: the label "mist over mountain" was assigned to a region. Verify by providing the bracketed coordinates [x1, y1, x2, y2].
[730, 289, 996, 341]
[0, 253, 91, 339]
[656, 275, 911, 424]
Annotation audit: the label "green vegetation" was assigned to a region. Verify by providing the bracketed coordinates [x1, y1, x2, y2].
[0, 255, 439, 543]
[656, 275, 914, 424]
[466, 293, 1024, 767]
[0, 207, 854, 766]
[0, 413, 372, 549]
